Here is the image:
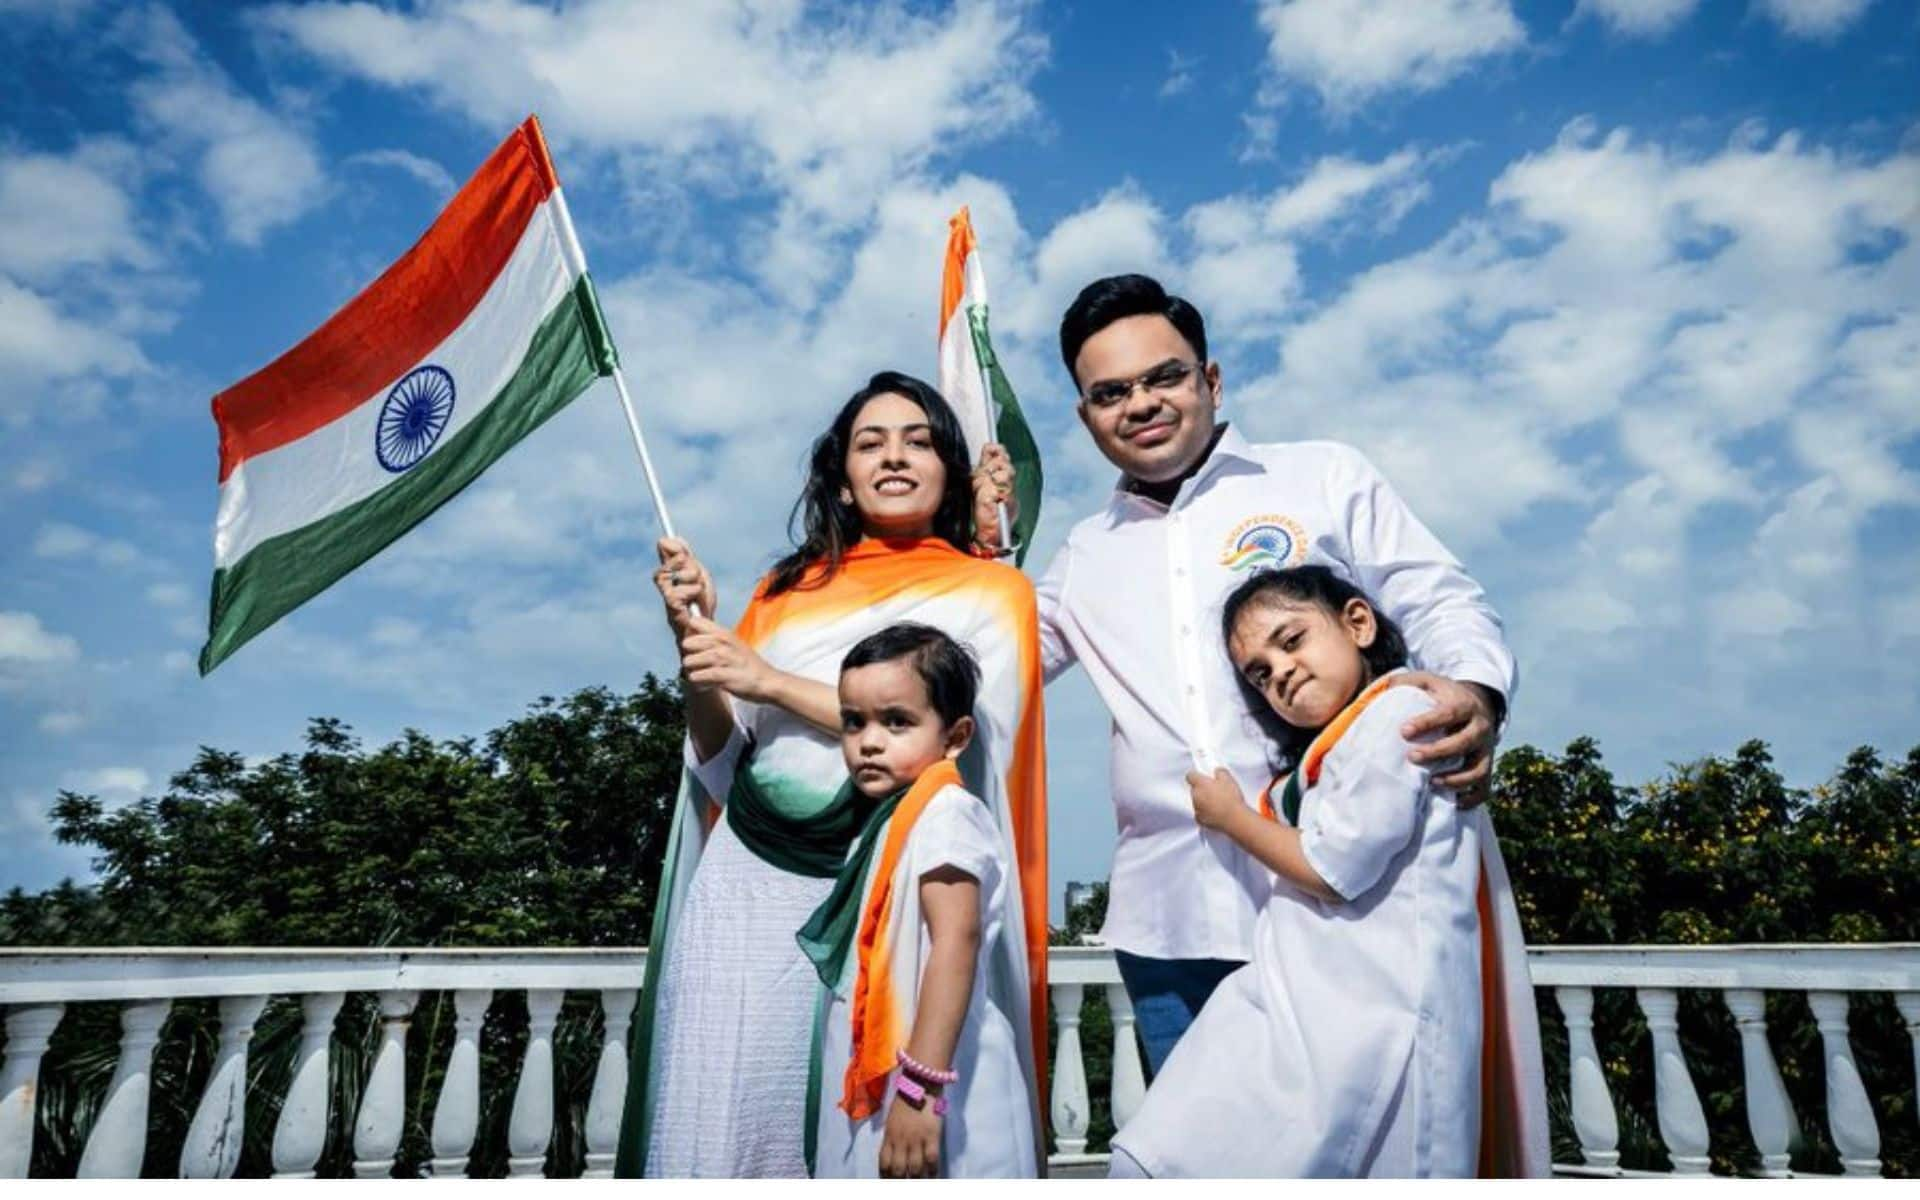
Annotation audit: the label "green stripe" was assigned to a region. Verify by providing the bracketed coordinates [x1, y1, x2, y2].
[965, 303, 1043, 567]
[200, 273, 614, 675]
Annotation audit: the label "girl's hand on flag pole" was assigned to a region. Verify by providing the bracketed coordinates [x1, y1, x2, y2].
[678, 615, 774, 701]
[653, 537, 716, 636]
[969, 442, 1016, 553]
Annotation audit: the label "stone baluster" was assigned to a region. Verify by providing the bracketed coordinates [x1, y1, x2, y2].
[272, 991, 344, 1178]
[583, 989, 637, 1179]
[429, 989, 492, 1178]
[77, 999, 171, 1178]
[1722, 989, 1797, 1178]
[1897, 993, 1920, 1146]
[180, 994, 268, 1178]
[1554, 986, 1619, 1172]
[352, 990, 419, 1178]
[1807, 990, 1880, 1176]
[1105, 983, 1146, 1132]
[1635, 988, 1710, 1175]
[1, 1004, 65, 1178]
[507, 989, 564, 1178]
[1048, 983, 1089, 1156]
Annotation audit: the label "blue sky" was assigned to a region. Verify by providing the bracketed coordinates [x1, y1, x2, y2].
[3, 0, 1916, 912]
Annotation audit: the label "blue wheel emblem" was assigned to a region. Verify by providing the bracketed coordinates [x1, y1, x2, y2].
[375, 365, 455, 473]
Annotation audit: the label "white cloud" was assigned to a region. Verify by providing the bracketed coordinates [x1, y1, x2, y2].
[1160, 49, 1198, 99]
[1255, 0, 1525, 113]
[0, 611, 80, 665]
[0, 140, 155, 282]
[61, 766, 151, 798]
[1576, 0, 1701, 37]
[257, 0, 1044, 242]
[0, 277, 149, 391]
[120, 3, 328, 247]
[346, 148, 457, 199]
[145, 582, 191, 609]
[32, 521, 154, 571]
[38, 710, 86, 735]
[1752, 0, 1876, 40]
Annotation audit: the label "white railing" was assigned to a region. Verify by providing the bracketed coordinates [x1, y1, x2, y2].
[2, 945, 1916, 1178]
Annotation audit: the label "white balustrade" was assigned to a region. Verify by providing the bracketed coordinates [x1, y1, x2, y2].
[1807, 990, 1880, 1177]
[428, 988, 492, 1178]
[76, 999, 169, 1178]
[1104, 983, 1146, 1132]
[1, 1004, 64, 1178]
[353, 989, 419, 1178]
[1722, 989, 1796, 1178]
[1, 944, 1915, 1179]
[583, 988, 637, 1179]
[1636, 987, 1711, 1174]
[180, 993, 267, 1178]
[1553, 985, 1620, 1172]
[506, 988, 564, 1178]
[1048, 982, 1090, 1157]
[274, 990, 344, 1178]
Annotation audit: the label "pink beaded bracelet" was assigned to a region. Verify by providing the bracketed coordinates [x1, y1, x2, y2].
[896, 1048, 959, 1086]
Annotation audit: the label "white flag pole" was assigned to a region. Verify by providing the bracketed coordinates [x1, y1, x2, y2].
[550, 187, 700, 614]
[965, 252, 1016, 558]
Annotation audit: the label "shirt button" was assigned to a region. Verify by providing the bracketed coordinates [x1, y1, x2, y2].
[1180, 624, 1191, 636]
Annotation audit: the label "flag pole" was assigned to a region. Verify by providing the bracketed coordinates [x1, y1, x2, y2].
[550, 187, 702, 616]
[964, 250, 1016, 558]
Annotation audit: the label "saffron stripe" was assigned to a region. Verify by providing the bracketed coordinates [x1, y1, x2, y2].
[213, 116, 560, 481]
[200, 273, 610, 674]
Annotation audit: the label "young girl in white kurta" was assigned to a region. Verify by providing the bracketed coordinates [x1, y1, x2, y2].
[1109, 565, 1549, 1179]
[799, 623, 1040, 1179]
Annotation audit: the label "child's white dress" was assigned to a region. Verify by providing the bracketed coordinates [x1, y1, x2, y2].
[810, 775, 1040, 1178]
[1110, 685, 1549, 1177]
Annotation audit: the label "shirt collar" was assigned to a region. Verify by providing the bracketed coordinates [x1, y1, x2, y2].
[1106, 422, 1264, 518]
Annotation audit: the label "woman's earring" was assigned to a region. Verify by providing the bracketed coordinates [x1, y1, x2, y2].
[839, 488, 853, 505]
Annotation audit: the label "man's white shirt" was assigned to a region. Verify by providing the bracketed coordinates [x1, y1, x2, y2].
[1036, 425, 1517, 962]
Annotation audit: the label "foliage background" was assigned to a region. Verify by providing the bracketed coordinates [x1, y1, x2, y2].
[3, 679, 1916, 1176]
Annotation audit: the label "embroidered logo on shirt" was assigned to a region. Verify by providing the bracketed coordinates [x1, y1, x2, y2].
[1220, 514, 1308, 572]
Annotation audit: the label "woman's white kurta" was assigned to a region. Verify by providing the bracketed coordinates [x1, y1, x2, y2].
[1112, 686, 1490, 1178]
[812, 785, 1039, 1179]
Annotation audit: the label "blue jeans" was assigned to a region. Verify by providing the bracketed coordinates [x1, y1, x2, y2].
[1112, 950, 1248, 1076]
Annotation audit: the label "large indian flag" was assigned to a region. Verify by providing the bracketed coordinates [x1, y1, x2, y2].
[201, 116, 617, 674]
[938, 207, 1042, 565]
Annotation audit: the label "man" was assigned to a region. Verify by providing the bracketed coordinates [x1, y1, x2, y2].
[1035, 274, 1513, 1072]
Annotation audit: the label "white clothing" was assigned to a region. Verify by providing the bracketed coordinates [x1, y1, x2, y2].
[642, 810, 832, 1178]
[1036, 426, 1517, 961]
[813, 785, 1039, 1179]
[1111, 687, 1485, 1177]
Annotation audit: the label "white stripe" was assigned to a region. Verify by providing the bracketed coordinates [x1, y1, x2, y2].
[937, 249, 994, 458]
[214, 193, 578, 568]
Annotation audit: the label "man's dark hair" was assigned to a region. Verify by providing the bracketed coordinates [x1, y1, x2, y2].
[841, 622, 981, 727]
[1058, 273, 1209, 387]
[1219, 565, 1409, 775]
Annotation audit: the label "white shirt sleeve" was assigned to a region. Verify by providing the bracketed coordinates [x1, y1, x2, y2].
[1034, 540, 1078, 684]
[681, 708, 750, 803]
[909, 787, 1004, 895]
[1297, 688, 1441, 902]
[1327, 444, 1518, 711]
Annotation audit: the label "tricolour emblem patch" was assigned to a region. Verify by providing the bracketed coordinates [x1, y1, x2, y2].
[1220, 513, 1308, 572]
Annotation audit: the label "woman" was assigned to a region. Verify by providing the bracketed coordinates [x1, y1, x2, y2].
[615, 372, 1047, 1177]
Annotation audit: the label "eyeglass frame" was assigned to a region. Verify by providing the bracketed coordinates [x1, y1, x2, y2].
[1079, 357, 1210, 411]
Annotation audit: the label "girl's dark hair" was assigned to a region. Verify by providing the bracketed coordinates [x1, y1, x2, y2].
[766, 371, 975, 596]
[1220, 564, 1409, 775]
[842, 622, 980, 727]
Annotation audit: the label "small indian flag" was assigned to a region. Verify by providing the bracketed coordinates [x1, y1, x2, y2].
[201, 115, 617, 674]
[938, 206, 1041, 564]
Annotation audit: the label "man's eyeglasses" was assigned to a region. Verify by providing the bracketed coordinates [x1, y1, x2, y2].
[1082, 359, 1202, 410]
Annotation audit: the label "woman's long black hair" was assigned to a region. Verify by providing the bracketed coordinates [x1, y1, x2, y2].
[765, 371, 976, 596]
[1220, 564, 1410, 776]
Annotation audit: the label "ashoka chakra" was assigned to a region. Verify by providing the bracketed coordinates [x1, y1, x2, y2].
[375, 365, 456, 473]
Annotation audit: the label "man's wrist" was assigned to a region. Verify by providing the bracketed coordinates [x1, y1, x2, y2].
[1463, 681, 1506, 728]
